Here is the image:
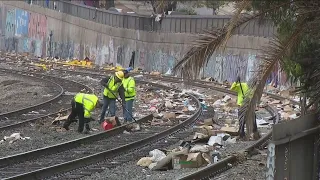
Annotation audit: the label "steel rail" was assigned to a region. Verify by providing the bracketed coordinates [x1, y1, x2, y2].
[49, 68, 285, 180]
[0, 68, 93, 131]
[0, 68, 64, 118]
[178, 105, 280, 180]
[0, 70, 180, 180]
[2, 62, 287, 180]
[3, 59, 298, 105]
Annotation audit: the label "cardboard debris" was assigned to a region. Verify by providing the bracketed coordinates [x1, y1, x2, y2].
[193, 132, 208, 140]
[189, 145, 210, 153]
[193, 125, 215, 136]
[220, 126, 239, 136]
[163, 112, 176, 119]
[51, 115, 69, 124]
[150, 71, 161, 76]
[204, 118, 214, 126]
[151, 149, 188, 170]
[172, 152, 208, 169]
[137, 157, 153, 167]
[270, 100, 281, 105]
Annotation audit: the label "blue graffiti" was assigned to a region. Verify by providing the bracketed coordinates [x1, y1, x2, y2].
[15, 9, 29, 36]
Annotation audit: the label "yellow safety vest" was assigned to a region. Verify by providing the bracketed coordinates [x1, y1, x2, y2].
[122, 76, 136, 101]
[230, 82, 249, 106]
[103, 76, 122, 98]
[74, 93, 98, 118]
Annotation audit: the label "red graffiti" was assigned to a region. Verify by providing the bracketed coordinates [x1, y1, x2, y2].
[28, 12, 47, 39]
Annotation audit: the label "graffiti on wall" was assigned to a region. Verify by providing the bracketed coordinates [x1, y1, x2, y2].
[28, 12, 47, 57]
[0, 8, 3, 35]
[5, 9, 15, 37]
[0, 4, 290, 87]
[15, 9, 29, 37]
[5, 9, 16, 52]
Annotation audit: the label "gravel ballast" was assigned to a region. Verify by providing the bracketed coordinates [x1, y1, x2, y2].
[0, 73, 56, 113]
[0, 72, 161, 157]
[76, 90, 273, 180]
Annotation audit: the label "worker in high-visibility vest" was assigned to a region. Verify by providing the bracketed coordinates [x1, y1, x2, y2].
[63, 93, 101, 133]
[99, 71, 125, 123]
[122, 69, 136, 123]
[230, 76, 257, 137]
[230, 76, 249, 107]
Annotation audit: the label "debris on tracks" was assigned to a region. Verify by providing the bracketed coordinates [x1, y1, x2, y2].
[0, 133, 30, 144]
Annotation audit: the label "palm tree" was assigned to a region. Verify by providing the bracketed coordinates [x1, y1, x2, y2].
[173, 0, 320, 139]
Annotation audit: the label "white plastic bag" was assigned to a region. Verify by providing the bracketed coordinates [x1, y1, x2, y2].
[149, 149, 166, 162]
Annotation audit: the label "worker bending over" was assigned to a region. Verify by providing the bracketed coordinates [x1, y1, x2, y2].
[99, 71, 125, 123]
[63, 93, 101, 133]
[122, 69, 136, 123]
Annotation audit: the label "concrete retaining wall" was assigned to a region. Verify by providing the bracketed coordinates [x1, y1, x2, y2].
[0, 1, 287, 86]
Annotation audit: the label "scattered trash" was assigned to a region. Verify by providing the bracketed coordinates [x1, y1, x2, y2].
[187, 105, 196, 111]
[137, 157, 153, 167]
[212, 150, 221, 163]
[133, 74, 143, 78]
[256, 118, 269, 127]
[149, 149, 166, 162]
[207, 136, 222, 146]
[165, 68, 172, 75]
[64, 91, 77, 96]
[52, 115, 69, 124]
[189, 145, 210, 153]
[0, 133, 31, 144]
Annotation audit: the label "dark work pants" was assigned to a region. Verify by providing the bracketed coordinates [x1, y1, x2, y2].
[63, 100, 90, 133]
[238, 109, 258, 137]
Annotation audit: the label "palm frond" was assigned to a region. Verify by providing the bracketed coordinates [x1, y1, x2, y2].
[221, 0, 252, 50]
[173, 1, 293, 79]
[239, 17, 309, 137]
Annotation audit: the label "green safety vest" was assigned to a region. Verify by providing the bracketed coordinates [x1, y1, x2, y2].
[122, 76, 136, 101]
[103, 76, 122, 98]
[74, 93, 98, 118]
[230, 82, 249, 106]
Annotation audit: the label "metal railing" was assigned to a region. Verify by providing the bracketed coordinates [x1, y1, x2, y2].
[30, 0, 276, 37]
[267, 113, 319, 180]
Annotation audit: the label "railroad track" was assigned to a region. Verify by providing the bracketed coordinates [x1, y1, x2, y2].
[0, 68, 93, 131]
[0, 68, 200, 180]
[0, 61, 296, 179]
[38, 68, 279, 179]
[45, 68, 291, 180]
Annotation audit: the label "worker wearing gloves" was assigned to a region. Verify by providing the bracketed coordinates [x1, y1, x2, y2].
[122, 69, 136, 123]
[99, 71, 126, 123]
[63, 93, 101, 133]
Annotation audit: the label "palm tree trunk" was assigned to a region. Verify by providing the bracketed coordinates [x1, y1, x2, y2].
[301, 93, 307, 115]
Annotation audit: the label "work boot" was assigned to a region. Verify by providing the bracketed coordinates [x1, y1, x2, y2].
[83, 123, 90, 134]
[63, 125, 69, 131]
[62, 122, 70, 131]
